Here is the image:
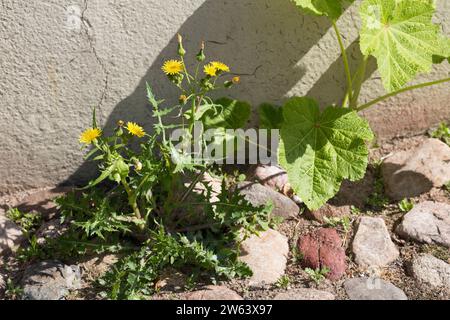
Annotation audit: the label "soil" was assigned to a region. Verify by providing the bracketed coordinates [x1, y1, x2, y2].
[1, 133, 449, 300]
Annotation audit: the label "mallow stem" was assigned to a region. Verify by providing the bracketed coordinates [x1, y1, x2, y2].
[332, 22, 353, 107]
[356, 77, 450, 112]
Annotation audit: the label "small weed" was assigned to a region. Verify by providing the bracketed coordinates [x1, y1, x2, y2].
[5, 279, 23, 300]
[305, 267, 330, 285]
[275, 275, 291, 289]
[398, 198, 414, 212]
[366, 162, 389, 209]
[323, 216, 351, 233]
[430, 122, 450, 146]
[6, 208, 42, 235]
[291, 246, 303, 265]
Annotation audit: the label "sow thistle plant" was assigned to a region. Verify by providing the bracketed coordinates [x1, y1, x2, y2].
[52, 35, 273, 299]
[266, 0, 450, 210]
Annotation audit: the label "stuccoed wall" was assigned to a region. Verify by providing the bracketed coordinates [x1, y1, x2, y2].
[1, 0, 449, 195]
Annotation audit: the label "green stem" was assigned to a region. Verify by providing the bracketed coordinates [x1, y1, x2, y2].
[332, 22, 353, 107]
[350, 56, 368, 109]
[121, 177, 144, 230]
[356, 77, 450, 112]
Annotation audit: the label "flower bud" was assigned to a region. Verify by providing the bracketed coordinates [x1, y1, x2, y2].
[117, 120, 125, 127]
[179, 94, 188, 105]
[135, 160, 143, 172]
[177, 33, 186, 57]
[196, 41, 206, 62]
[232, 76, 240, 84]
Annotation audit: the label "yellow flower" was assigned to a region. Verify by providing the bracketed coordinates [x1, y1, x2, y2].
[232, 76, 240, 84]
[162, 60, 184, 75]
[211, 61, 230, 73]
[79, 128, 102, 144]
[204, 64, 217, 77]
[127, 122, 145, 138]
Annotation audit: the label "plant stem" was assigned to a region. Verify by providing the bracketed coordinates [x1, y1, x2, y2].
[332, 22, 353, 107]
[356, 77, 450, 112]
[121, 177, 145, 230]
[350, 55, 368, 109]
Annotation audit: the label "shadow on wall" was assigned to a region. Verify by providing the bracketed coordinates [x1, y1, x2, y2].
[65, 0, 366, 186]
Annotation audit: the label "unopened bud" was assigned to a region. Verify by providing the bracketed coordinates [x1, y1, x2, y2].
[177, 33, 186, 57]
[196, 41, 206, 62]
[179, 94, 188, 105]
[117, 120, 125, 127]
[135, 160, 143, 171]
[232, 76, 240, 84]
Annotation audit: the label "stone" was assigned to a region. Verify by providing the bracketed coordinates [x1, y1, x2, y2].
[409, 254, 450, 289]
[251, 165, 291, 195]
[17, 187, 72, 220]
[306, 204, 351, 222]
[238, 182, 300, 220]
[184, 286, 243, 300]
[0, 209, 24, 255]
[80, 254, 120, 280]
[297, 228, 347, 281]
[155, 268, 188, 293]
[382, 138, 450, 200]
[396, 201, 450, 248]
[344, 277, 408, 300]
[273, 288, 335, 300]
[239, 229, 289, 286]
[21, 261, 82, 300]
[352, 217, 399, 268]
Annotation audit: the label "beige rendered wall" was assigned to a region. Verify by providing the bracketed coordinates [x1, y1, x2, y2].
[1, 0, 449, 195]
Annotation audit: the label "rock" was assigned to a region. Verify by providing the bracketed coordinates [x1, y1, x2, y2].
[21, 261, 82, 300]
[352, 217, 399, 268]
[184, 286, 243, 300]
[382, 138, 450, 200]
[274, 288, 335, 300]
[344, 277, 408, 300]
[297, 228, 347, 281]
[239, 229, 289, 286]
[251, 165, 291, 195]
[306, 204, 351, 222]
[0, 273, 6, 299]
[155, 268, 187, 293]
[409, 254, 450, 289]
[17, 187, 72, 220]
[396, 201, 450, 248]
[238, 182, 300, 220]
[0, 209, 24, 255]
[80, 254, 119, 280]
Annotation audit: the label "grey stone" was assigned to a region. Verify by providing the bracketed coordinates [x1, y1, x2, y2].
[21, 261, 82, 300]
[238, 182, 300, 220]
[344, 277, 408, 300]
[409, 254, 450, 288]
[0, 209, 24, 256]
[396, 201, 450, 248]
[185, 286, 243, 300]
[352, 217, 399, 267]
[382, 139, 450, 200]
[274, 288, 335, 300]
[239, 229, 289, 286]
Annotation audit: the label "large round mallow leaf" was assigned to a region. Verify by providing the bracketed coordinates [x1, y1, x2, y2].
[291, 0, 355, 20]
[359, 0, 450, 92]
[278, 97, 374, 210]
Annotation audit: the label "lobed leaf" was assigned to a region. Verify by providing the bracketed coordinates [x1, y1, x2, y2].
[278, 97, 374, 210]
[291, 0, 354, 20]
[359, 0, 449, 92]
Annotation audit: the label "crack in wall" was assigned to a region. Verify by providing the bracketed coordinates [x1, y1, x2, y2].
[81, 0, 109, 109]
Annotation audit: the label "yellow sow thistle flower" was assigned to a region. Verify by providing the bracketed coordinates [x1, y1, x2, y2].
[162, 60, 184, 75]
[204, 64, 218, 77]
[80, 128, 102, 144]
[211, 61, 230, 73]
[127, 122, 146, 138]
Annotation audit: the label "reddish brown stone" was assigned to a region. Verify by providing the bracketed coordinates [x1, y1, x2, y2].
[297, 228, 347, 281]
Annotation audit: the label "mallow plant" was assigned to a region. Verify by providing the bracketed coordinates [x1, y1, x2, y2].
[266, 0, 450, 210]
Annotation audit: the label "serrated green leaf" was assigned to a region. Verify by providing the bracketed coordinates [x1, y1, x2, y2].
[278, 97, 374, 210]
[360, 0, 449, 92]
[202, 98, 251, 130]
[259, 103, 283, 130]
[292, 0, 354, 20]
